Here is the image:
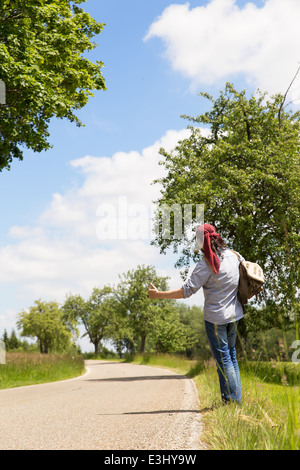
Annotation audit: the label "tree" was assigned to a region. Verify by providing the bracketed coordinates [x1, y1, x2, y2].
[113, 265, 170, 353]
[63, 286, 112, 353]
[102, 295, 135, 357]
[0, 0, 106, 171]
[1, 329, 9, 350]
[17, 300, 74, 353]
[1, 328, 36, 351]
[113, 265, 187, 354]
[148, 303, 192, 354]
[8, 329, 20, 350]
[152, 82, 300, 330]
[177, 304, 211, 359]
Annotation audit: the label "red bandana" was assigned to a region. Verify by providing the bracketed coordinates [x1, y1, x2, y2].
[196, 224, 224, 274]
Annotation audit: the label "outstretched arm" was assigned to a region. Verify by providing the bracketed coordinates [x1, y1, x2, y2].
[148, 283, 184, 300]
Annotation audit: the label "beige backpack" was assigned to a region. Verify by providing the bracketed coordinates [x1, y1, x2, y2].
[231, 250, 266, 305]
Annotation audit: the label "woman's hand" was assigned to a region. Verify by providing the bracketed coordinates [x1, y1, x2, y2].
[148, 283, 184, 300]
[148, 282, 159, 299]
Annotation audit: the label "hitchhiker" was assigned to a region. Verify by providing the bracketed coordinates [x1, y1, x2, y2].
[148, 223, 243, 404]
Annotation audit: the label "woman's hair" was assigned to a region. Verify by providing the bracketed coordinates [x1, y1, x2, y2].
[210, 237, 227, 258]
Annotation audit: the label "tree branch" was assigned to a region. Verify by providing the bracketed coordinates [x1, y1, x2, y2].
[0, 12, 24, 24]
[278, 64, 300, 128]
[283, 97, 300, 110]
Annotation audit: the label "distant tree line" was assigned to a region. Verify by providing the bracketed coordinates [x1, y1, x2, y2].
[7, 265, 209, 358]
[2, 263, 298, 361]
[2, 329, 24, 351]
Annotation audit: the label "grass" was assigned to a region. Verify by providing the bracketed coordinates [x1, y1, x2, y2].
[126, 353, 300, 450]
[0, 352, 85, 390]
[193, 360, 299, 450]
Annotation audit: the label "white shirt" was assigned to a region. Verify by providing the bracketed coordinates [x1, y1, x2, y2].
[182, 249, 244, 325]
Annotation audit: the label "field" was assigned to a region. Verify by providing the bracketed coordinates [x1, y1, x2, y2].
[0, 352, 85, 390]
[127, 354, 300, 450]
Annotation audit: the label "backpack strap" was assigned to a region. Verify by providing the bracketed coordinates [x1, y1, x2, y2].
[229, 250, 246, 311]
[230, 249, 241, 262]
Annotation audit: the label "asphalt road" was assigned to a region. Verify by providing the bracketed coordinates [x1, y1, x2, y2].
[0, 360, 203, 450]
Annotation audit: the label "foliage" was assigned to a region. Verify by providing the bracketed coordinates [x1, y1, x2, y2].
[61, 266, 198, 355]
[152, 82, 300, 330]
[101, 294, 136, 357]
[112, 265, 192, 354]
[112, 265, 168, 353]
[63, 266, 202, 356]
[243, 323, 300, 363]
[1, 328, 21, 350]
[63, 286, 112, 353]
[177, 304, 211, 359]
[0, 0, 106, 170]
[147, 303, 191, 353]
[239, 360, 300, 387]
[17, 299, 76, 353]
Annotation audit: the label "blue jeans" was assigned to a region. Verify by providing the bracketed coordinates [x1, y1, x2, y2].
[205, 320, 242, 404]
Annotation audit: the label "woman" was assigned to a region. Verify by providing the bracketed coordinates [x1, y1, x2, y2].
[148, 223, 244, 404]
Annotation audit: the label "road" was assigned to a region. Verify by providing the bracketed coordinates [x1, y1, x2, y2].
[0, 360, 203, 450]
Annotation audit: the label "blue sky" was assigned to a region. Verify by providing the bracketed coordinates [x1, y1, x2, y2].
[1, 0, 300, 351]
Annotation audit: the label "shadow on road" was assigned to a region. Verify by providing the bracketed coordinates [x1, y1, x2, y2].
[123, 409, 202, 415]
[85, 374, 190, 382]
[96, 406, 215, 416]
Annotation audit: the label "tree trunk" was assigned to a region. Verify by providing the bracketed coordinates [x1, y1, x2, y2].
[236, 318, 247, 360]
[140, 334, 146, 354]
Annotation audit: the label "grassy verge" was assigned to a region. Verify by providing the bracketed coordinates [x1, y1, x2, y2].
[126, 353, 300, 450]
[0, 352, 85, 390]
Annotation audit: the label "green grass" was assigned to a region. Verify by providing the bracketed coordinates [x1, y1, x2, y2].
[126, 353, 300, 450]
[0, 352, 85, 390]
[124, 352, 198, 374]
[193, 361, 299, 450]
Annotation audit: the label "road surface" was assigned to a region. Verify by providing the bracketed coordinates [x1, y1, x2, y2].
[0, 360, 203, 450]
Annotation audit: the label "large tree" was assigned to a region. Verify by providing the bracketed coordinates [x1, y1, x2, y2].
[0, 0, 106, 170]
[112, 265, 169, 354]
[152, 82, 300, 330]
[17, 300, 74, 353]
[63, 286, 112, 354]
[147, 302, 191, 354]
[113, 265, 190, 354]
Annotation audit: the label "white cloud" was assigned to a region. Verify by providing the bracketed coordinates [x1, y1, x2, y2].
[145, 0, 300, 99]
[39, 129, 192, 238]
[0, 129, 195, 311]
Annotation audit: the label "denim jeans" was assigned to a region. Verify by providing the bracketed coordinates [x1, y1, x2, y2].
[205, 320, 242, 404]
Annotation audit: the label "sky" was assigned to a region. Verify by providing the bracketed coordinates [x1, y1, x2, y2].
[1, 0, 300, 351]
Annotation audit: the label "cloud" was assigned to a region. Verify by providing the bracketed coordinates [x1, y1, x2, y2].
[145, 0, 300, 99]
[39, 129, 192, 242]
[0, 129, 194, 310]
